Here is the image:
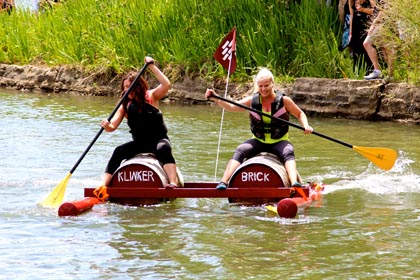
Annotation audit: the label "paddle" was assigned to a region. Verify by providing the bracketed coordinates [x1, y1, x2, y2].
[41, 62, 152, 208]
[208, 93, 398, 171]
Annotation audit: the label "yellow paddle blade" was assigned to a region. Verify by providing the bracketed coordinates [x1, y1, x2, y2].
[353, 146, 398, 171]
[40, 172, 71, 208]
[265, 205, 278, 214]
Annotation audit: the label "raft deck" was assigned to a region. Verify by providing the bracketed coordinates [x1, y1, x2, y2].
[84, 182, 309, 199]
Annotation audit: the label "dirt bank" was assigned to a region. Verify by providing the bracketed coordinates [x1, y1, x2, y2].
[1, 63, 419, 124]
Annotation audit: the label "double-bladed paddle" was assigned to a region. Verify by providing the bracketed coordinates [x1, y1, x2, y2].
[41, 62, 152, 208]
[209, 93, 398, 171]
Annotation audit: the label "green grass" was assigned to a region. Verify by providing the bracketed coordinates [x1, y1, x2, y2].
[376, 0, 420, 84]
[0, 0, 418, 84]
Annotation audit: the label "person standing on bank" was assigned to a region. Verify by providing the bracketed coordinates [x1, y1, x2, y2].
[99, 56, 179, 189]
[349, 0, 376, 74]
[363, 0, 395, 80]
[205, 67, 313, 190]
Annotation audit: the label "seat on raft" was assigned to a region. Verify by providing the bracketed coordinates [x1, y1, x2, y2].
[227, 152, 302, 205]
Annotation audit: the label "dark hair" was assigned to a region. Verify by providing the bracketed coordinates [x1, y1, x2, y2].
[120, 72, 149, 109]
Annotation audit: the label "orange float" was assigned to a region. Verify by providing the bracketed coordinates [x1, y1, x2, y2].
[58, 197, 101, 217]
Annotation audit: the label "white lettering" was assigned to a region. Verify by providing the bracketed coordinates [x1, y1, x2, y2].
[117, 171, 155, 182]
[240, 172, 270, 182]
[264, 173, 269, 181]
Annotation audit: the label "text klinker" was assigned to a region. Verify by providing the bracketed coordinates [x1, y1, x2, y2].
[117, 171, 155, 182]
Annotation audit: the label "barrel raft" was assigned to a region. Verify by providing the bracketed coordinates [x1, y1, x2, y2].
[82, 152, 307, 204]
[59, 153, 313, 216]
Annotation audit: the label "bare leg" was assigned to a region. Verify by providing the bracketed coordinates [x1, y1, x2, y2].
[95, 173, 112, 201]
[364, 40, 381, 71]
[163, 163, 178, 186]
[284, 160, 299, 185]
[220, 159, 241, 184]
[101, 173, 112, 186]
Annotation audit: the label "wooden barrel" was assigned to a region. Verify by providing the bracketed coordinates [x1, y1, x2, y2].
[108, 154, 182, 205]
[228, 153, 299, 204]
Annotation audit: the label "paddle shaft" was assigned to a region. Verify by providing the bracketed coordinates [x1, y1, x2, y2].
[69, 62, 152, 174]
[210, 93, 353, 149]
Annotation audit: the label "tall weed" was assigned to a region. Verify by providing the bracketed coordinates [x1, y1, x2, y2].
[0, 0, 417, 83]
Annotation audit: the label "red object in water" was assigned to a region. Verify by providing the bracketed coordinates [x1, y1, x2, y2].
[58, 197, 101, 217]
[277, 198, 298, 218]
[276, 197, 313, 218]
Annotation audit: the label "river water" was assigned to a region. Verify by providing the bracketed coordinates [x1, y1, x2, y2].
[1, 90, 419, 279]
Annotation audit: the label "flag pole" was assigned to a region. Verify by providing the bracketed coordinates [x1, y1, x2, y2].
[213, 55, 234, 182]
[212, 27, 236, 182]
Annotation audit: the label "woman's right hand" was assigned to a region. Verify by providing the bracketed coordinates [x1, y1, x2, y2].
[101, 119, 111, 131]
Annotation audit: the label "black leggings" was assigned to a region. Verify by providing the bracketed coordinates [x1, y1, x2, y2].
[105, 138, 176, 174]
[232, 138, 295, 164]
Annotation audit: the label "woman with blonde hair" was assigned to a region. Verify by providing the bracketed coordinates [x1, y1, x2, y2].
[205, 67, 313, 190]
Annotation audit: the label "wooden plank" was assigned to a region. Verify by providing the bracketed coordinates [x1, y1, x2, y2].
[84, 186, 309, 198]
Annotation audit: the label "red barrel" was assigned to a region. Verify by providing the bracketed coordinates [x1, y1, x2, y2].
[108, 154, 183, 205]
[228, 153, 301, 204]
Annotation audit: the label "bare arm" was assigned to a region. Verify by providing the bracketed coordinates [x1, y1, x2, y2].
[146, 56, 171, 108]
[283, 96, 313, 134]
[205, 88, 251, 112]
[101, 105, 125, 132]
[339, 0, 345, 23]
[356, 0, 376, 15]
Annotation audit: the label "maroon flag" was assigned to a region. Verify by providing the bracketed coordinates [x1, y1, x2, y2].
[213, 27, 237, 74]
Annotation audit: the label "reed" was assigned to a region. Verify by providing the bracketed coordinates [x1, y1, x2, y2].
[377, 0, 420, 84]
[0, 0, 417, 83]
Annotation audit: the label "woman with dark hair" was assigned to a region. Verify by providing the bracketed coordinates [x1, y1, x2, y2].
[98, 56, 178, 189]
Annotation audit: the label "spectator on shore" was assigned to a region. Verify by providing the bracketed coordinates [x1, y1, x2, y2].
[363, 0, 396, 80]
[349, 0, 376, 75]
[339, 0, 352, 52]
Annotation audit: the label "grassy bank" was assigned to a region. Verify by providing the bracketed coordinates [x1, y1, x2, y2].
[0, 0, 418, 84]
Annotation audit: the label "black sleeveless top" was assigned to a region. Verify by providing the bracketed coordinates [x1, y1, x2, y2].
[125, 101, 168, 143]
